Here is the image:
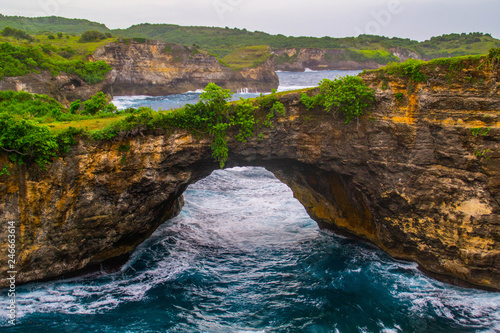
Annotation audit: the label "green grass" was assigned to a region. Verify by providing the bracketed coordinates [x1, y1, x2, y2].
[221, 45, 271, 70]
[47, 116, 128, 132]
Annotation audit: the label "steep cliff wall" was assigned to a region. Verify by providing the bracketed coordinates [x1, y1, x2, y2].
[1, 60, 499, 290]
[92, 41, 279, 96]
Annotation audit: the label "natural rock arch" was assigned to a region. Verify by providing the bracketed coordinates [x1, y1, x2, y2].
[1, 74, 499, 291]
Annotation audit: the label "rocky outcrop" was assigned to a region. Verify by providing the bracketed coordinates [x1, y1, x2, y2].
[92, 41, 279, 96]
[1, 60, 499, 290]
[0, 71, 107, 106]
[389, 47, 423, 62]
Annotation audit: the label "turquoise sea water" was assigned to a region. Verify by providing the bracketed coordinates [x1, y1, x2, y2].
[2, 167, 499, 332]
[1, 71, 499, 332]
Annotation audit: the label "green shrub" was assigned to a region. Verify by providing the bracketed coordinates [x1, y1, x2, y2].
[384, 59, 427, 82]
[69, 100, 81, 114]
[258, 90, 285, 127]
[488, 48, 500, 63]
[470, 127, 490, 137]
[0, 114, 59, 167]
[301, 76, 374, 123]
[1, 27, 34, 42]
[78, 30, 107, 43]
[0, 42, 111, 84]
[82, 92, 116, 115]
[0, 91, 64, 119]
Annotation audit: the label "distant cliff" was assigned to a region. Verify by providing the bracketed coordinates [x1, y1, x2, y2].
[92, 41, 279, 96]
[270, 47, 421, 71]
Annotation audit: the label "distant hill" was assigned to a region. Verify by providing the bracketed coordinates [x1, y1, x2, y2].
[114, 23, 500, 59]
[0, 14, 110, 35]
[1, 13, 499, 65]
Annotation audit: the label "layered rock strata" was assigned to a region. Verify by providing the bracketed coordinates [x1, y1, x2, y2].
[92, 41, 279, 96]
[1, 62, 499, 290]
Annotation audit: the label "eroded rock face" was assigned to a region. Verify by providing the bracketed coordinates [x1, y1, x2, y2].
[1, 63, 499, 290]
[92, 41, 279, 95]
[0, 71, 108, 106]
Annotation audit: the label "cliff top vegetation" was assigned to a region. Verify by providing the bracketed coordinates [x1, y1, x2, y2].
[0, 27, 113, 83]
[1, 14, 498, 62]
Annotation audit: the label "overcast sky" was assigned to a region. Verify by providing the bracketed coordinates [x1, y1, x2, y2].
[1, 0, 498, 41]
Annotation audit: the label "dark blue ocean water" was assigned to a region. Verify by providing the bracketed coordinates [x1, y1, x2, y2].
[1, 71, 499, 332]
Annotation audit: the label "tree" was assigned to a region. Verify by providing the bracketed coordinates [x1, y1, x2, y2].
[78, 30, 107, 43]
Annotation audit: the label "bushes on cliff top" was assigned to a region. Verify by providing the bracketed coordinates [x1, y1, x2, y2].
[300, 76, 374, 124]
[0, 113, 82, 168]
[382, 59, 427, 82]
[89, 83, 259, 168]
[0, 91, 63, 119]
[0, 90, 119, 171]
[0, 41, 111, 84]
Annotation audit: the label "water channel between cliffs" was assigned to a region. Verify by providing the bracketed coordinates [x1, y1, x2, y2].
[1, 70, 499, 332]
[2, 166, 499, 332]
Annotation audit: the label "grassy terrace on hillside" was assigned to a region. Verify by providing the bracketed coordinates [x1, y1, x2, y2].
[221, 45, 271, 70]
[23, 34, 116, 61]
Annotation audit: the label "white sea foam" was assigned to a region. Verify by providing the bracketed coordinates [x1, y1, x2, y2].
[277, 85, 314, 92]
[237, 88, 259, 94]
[112, 95, 153, 110]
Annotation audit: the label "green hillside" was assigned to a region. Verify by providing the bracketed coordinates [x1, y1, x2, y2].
[114, 23, 500, 59]
[0, 27, 112, 83]
[0, 14, 110, 35]
[0, 13, 499, 68]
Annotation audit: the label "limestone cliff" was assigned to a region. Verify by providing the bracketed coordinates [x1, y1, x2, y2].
[270, 47, 419, 72]
[92, 41, 279, 96]
[1, 59, 499, 290]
